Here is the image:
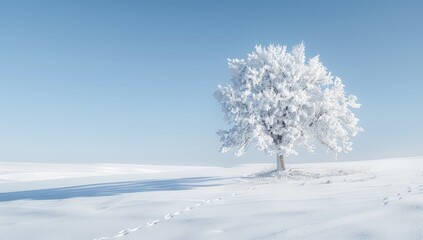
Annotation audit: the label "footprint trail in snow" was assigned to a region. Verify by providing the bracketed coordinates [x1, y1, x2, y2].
[93, 185, 254, 240]
[382, 184, 423, 206]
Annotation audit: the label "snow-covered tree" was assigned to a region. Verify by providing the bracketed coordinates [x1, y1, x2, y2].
[215, 43, 362, 171]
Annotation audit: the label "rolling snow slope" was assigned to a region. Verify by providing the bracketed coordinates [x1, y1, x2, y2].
[0, 158, 422, 240]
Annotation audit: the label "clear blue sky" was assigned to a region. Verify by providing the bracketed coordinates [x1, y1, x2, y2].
[0, 0, 422, 166]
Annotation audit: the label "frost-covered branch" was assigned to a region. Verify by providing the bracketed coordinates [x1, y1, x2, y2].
[215, 43, 363, 158]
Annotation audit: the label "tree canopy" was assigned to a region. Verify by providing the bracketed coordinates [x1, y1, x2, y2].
[215, 43, 362, 159]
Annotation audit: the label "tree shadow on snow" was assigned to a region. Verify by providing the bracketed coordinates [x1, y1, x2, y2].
[0, 177, 223, 202]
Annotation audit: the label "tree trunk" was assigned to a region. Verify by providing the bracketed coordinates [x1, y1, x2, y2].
[276, 154, 285, 171]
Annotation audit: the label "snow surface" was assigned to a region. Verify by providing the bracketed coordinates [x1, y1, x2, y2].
[0, 158, 422, 240]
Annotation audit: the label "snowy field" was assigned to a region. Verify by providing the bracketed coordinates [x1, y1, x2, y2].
[0, 158, 422, 240]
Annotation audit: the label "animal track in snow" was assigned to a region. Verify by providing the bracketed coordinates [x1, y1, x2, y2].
[382, 185, 421, 206]
[93, 184, 257, 240]
[147, 220, 160, 226]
